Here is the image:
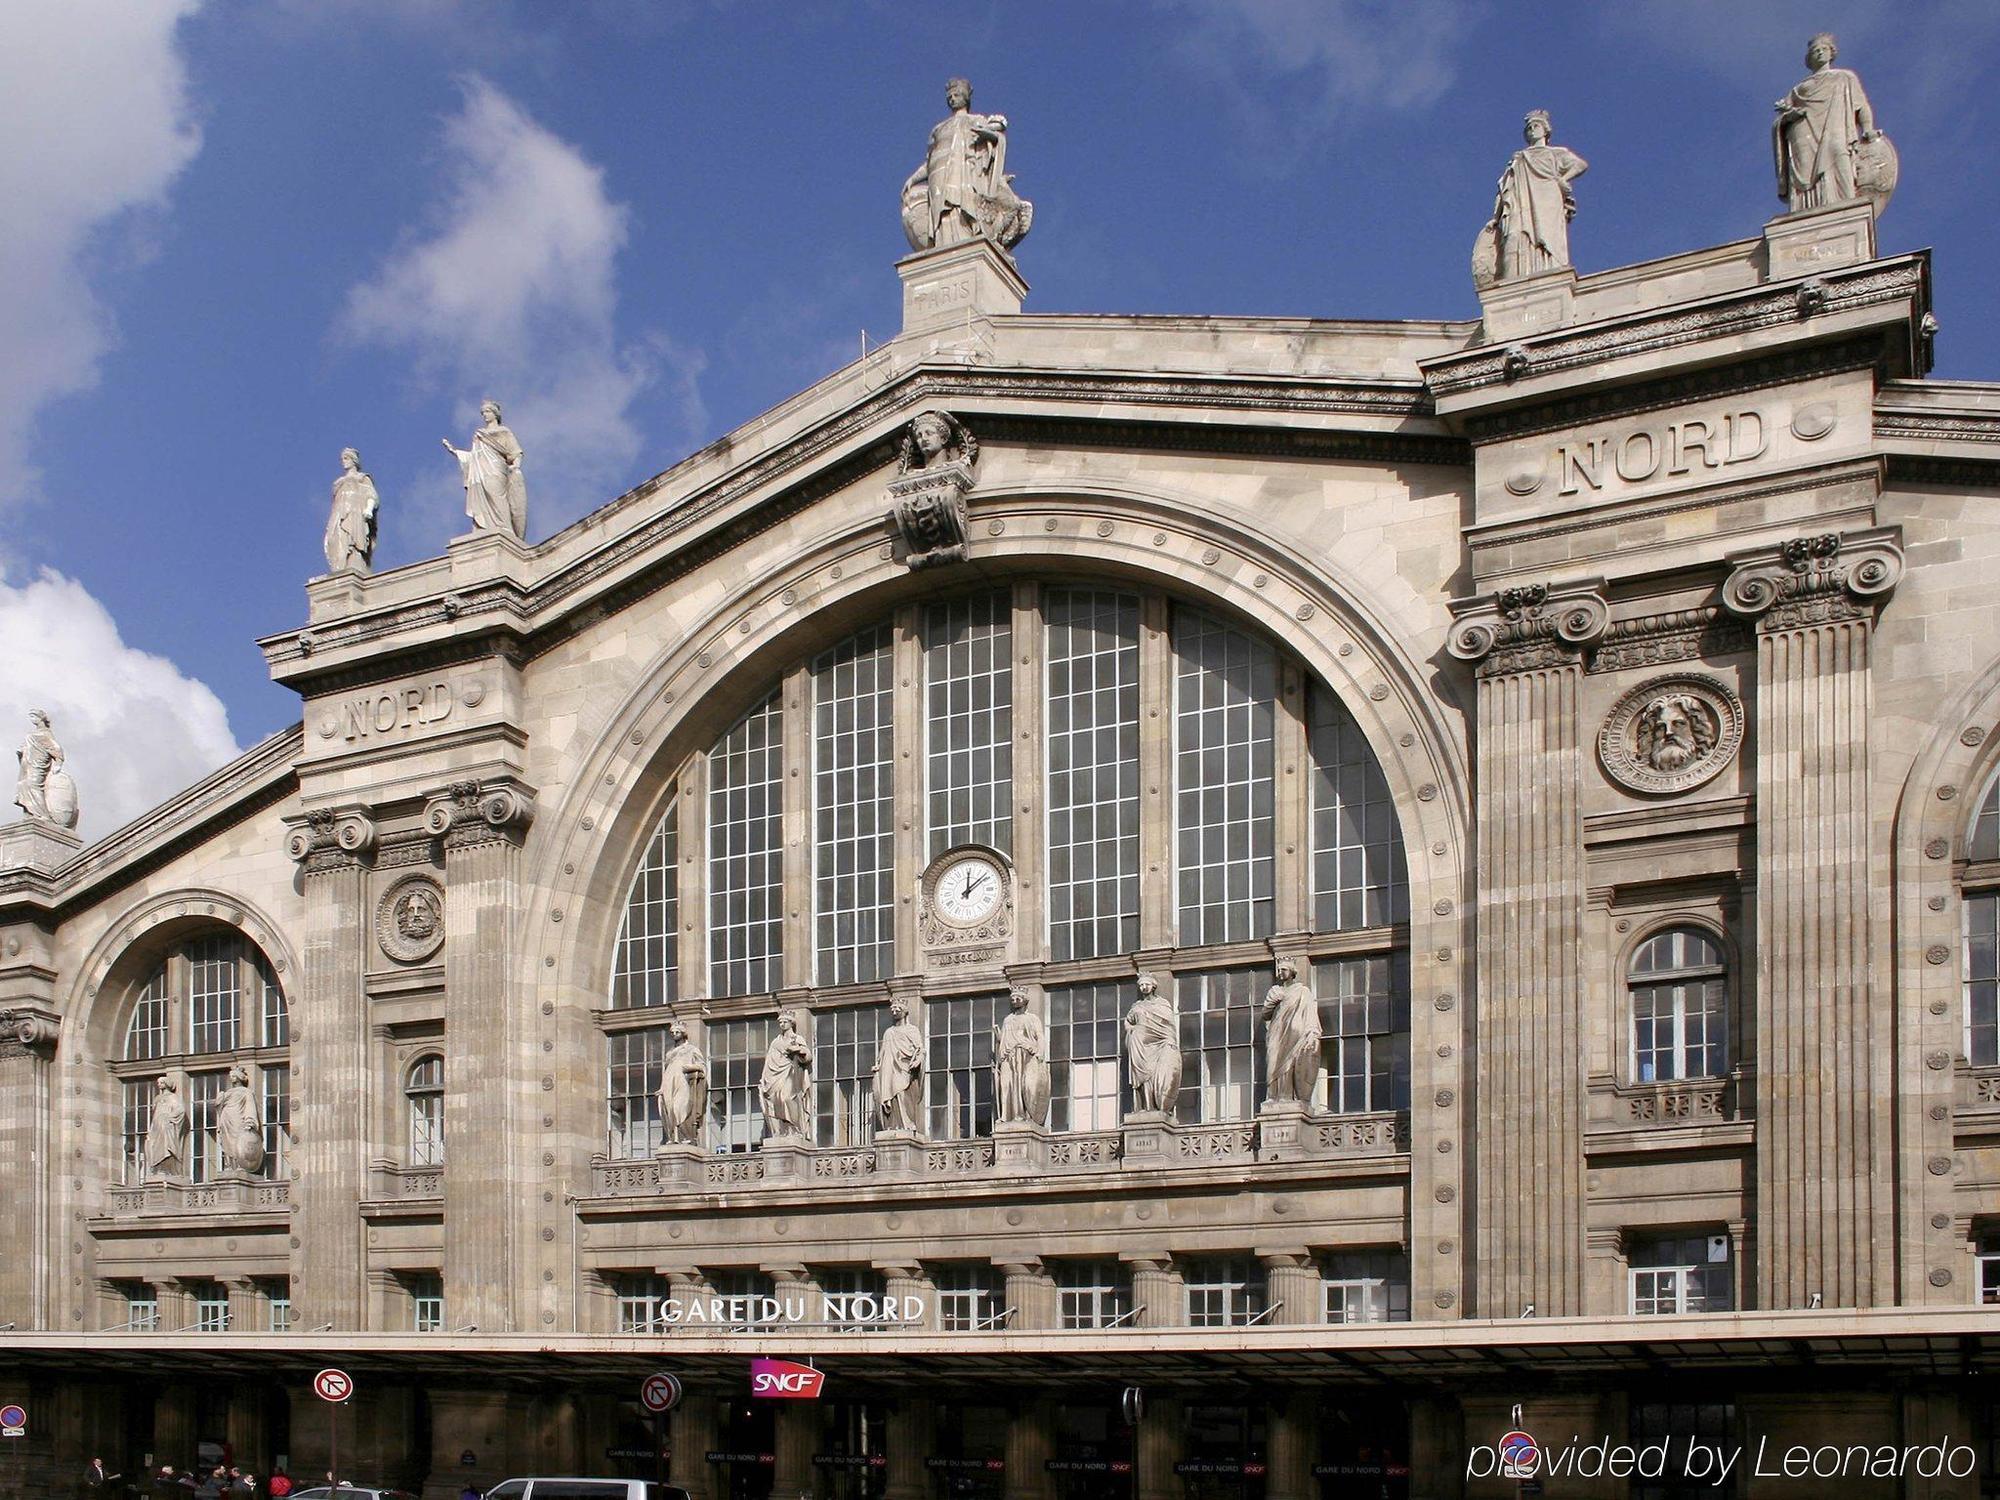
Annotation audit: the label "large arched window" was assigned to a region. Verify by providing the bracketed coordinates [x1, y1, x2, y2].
[113, 932, 289, 1184]
[406, 1055, 445, 1167]
[1629, 927, 1729, 1083]
[1965, 770, 2000, 1066]
[602, 584, 1410, 1156]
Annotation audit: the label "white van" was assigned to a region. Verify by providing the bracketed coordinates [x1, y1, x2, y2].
[484, 1481, 691, 1500]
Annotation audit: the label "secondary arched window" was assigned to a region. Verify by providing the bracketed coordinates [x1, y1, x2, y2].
[406, 1055, 445, 1167]
[1965, 769, 2000, 1066]
[1629, 927, 1729, 1083]
[602, 584, 1411, 1156]
[113, 932, 290, 1184]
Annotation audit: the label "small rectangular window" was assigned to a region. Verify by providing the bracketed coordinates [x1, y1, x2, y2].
[1053, 1261, 1131, 1329]
[1321, 1249, 1410, 1324]
[933, 1263, 1006, 1331]
[1181, 1256, 1264, 1328]
[1628, 1231, 1732, 1315]
[264, 1280, 292, 1333]
[1978, 1229, 2000, 1306]
[123, 1287, 159, 1333]
[1967, 893, 1999, 1067]
[191, 1282, 229, 1333]
[617, 1273, 671, 1333]
[409, 1272, 444, 1333]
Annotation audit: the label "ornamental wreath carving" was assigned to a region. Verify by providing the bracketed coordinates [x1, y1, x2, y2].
[377, 874, 446, 964]
[1598, 674, 1744, 796]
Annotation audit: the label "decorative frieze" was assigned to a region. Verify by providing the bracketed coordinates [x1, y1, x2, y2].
[1588, 608, 1752, 673]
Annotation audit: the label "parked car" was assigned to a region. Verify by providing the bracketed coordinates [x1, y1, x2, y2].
[287, 1487, 420, 1500]
[484, 1481, 691, 1500]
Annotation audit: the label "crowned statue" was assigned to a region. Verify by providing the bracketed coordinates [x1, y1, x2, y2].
[901, 77, 1033, 254]
[1774, 33, 1896, 216]
[324, 447, 380, 575]
[1473, 110, 1588, 289]
[443, 400, 528, 540]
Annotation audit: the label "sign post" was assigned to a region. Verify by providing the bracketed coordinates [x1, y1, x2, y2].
[640, 1372, 683, 1495]
[314, 1369, 353, 1490]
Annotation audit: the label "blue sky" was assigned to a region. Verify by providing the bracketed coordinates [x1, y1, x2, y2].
[2, 0, 1997, 836]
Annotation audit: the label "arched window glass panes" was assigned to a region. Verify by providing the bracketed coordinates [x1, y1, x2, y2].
[1044, 588, 1141, 960]
[1310, 685, 1408, 930]
[814, 626, 896, 985]
[815, 1003, 888, 1148]
[709, 695, 784, 998]
[1049, 980, 1130, 1132]
[1965, 771, 2000, 1065]
[112, 933, 289, 1185]
[928, 993, 1004, 1141]
[1177, 968, 1266, 1124]
[708, 1016, 773, 1153]
[612, 798, 678, 1009]
[1314, 952, 1410, 1113]
[1629, 927, 1729, 1082]
[1173, 608, 1276, 945]
[407, 1055, 444, 1167]
[925, 592, 1013, 857]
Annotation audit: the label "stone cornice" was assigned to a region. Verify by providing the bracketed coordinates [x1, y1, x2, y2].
[1721, 525, 1904, 629]
[1446, 578, 1610, 674]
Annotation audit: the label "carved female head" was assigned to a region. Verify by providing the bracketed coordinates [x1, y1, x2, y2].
[480, 400, 503, 425]
[1274, 957, 1298, 984]
[340, 447, 361, 471]
[1805, 32, 1837, 69]
[28, 709, 49, 731]
[1136, 972, 1157, 998]
[1523, 110, 1552, 144]
[668, 1018, 690, 1044]
[1008, 988, 1029, 1012]
[946, 77, 972, 110]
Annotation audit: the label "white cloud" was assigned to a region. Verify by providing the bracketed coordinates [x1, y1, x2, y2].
[0, 570, 239, 841]
[0, 0, 206, 507]
[339, 76, 696, 538]
[1156, 0, 1467, 154]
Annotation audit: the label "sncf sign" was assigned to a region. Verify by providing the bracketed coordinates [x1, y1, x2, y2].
[751, 1358, 825, 1399]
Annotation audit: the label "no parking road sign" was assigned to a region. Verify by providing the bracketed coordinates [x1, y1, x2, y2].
[313, 1369, 354, 1405]
[1, 1403, 25, 1438]
[640, 1372, 684, 1414]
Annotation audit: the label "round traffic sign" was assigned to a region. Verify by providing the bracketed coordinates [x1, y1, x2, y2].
[1499, 1430, 1539, 1476]
[313, 1369, 354, 1404]
[640, 1372, 683, 1413]
[0, 1404, 24, 1430]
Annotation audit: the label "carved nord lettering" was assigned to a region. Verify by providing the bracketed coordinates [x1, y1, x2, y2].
[340, 680, 456, 743]
[1554, 408, 1768, 496]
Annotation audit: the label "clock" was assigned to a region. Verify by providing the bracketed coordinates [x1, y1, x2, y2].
[932, 851, 1005, 926]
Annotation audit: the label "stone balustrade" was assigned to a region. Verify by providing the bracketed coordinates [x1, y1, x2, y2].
[104, 1177, 290, 1217]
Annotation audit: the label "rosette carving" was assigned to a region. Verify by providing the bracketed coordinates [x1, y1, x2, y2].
[1722, 527, 1903, 628]
[1447, 577, 1608, 673]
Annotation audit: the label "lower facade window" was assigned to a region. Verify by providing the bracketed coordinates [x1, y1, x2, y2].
[1182, 1255, 1265, 1327]
[1629, 1230, 1732, 1315]
[617, 1273, 670, 1333]
[263, 1279, 292, 1332]
[709, 1268, 777, 1330]
[1053, 1261, 1131, 1329]
[1978, 1230, 2000, 1305]
[933, 1263, 1006, 1331]
[1969, 893, 1999, 1067]
[815, 1004, 889, 1148]
[191, 1281, 228, 1332]
[1631, 1401, 1737, 1500]
[1048, 981, 1128, 1131]
[408, 1272, 444, 1333]
[121, 1286, 159, 1332]
[707, 1017, 774, 1154]
[1321, 1249, 1410, 1323]
[1314, 953, 1410, 1113]
[815, 1266, 885, 1331]
[606, 1027, 667, 1158]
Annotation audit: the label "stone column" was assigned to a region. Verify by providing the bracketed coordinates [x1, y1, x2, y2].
[1137, 596, 1175, 948]
[226, 1385, 273, 1474]
[1264, 1391, 1314, 1500]
[669, 1394, 719, 1500]
[772, 1400, 817, 1498]
[1003, 1397, 1056, 1500]
[877, 1262, 936, 1331]
[154, 1386, 196, 1468]
[884, 1399, 932, 1500]
[1446, 579, 1607, 1318]
[1407, 1396, 1462, 1500]
[1125, 1255, 1178, 1329]
[1133, 1396, 1184, 1500]
[1001, 1259, 1056, 1330]
[424, 779, 536, 1332]
[225, 1276, 262, 1333]
[285, 806, 376, 1330]
[1259, 1251, 1318, 1324]
[1724, 528, 1903, 1309]
[0, 1008, 57, 1327]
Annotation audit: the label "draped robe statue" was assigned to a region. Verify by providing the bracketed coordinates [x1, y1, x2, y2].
[901, 77, 1032, 252]
[1478, 110, 1587, 285]
[1262, 959, 1323, 1107]
[759, 1013, 812, 1140]
[443, 400, 527, 539]
[1774, 33, 1890, 214]
[994, 989, 1050, 1127]
[216, 1065, 266, 1174]
[323, 447, 380, 574]
[14, 710, 76, 828]
[1124, 973, 1182, 1115]
[657, 1021, 709, 1148]
[143, 1077, 188, 1180]
[874, 1001, 925, 1133]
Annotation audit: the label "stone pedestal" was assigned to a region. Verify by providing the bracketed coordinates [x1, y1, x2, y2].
[653, 1142, 704, 1187]
[991, 1119, 1047, 1171]
[1255, 1099, 1310, 1162]
[1477, 266, 1577, 343]
[760, 1137, 811, 1182]
[1762, 200, 1877, 282]
[1120, 1111, 1174, 1168]
[446, 526, 535, 588]
[898, 238, 1027, 337]
[0, 819, 80, 873]
[874, 1128, 923, 1176]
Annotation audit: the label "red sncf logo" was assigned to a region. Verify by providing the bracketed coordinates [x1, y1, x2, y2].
[750, 1358, 825, 1399]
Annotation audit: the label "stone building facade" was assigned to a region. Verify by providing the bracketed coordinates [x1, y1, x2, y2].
[5, 123, 2000, 1500]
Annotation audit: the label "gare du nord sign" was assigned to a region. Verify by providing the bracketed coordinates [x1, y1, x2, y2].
[652, 1292, 929, 1329]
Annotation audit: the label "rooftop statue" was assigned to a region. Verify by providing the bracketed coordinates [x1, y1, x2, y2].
[901, 77, 1032, 254]
[14, 709, 78, 830]
[443, 400, 527, 540]
[1774, 33, 1896, 216]
[323, 447, 380, 575]
[1472, 111, 1587, 290]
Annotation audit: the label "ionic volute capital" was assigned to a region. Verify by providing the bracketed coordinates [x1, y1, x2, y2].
[1722, 526, 1904, 626]
[1446, 577, 1608, 671]
[0, 1005, 60, 1058]
[422, 776, 536, 850]
[283, 805, 377, 870]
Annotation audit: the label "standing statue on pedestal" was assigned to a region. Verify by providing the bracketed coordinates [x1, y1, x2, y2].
[14, 710, 78, 829]
[442, 400, 527, 539]
[1774, 33, 1896, 216]
[994, 989, 1050, 1126]
[759, 1012, 813, 1141]
[1124, 972, 1183, 1115]
[656, 1019, 709, 1148]
[142, 1077, 187, 1181]
[323, 448, 380, 575]
[1473, 111, 1587, 289]
[1261, 959, 1323, 1107]
[874, 999, 926, 1134]
[901, 77, 1032, 253]
[216, 1064, 266, 1175]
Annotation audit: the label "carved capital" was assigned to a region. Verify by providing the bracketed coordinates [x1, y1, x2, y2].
[423, 777, 536, 852]
[1447, 577, 1608, 674]
[283, 806, 376, 872]
[0, 1005, 59, 1059]
[1722, 526, 1903, 629]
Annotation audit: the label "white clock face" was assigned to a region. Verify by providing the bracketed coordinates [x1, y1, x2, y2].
[933, 854, 1004, 924]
